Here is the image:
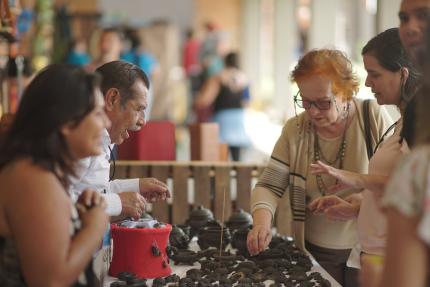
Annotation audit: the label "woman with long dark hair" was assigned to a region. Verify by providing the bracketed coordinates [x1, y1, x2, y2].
[0, 64, 110, 286]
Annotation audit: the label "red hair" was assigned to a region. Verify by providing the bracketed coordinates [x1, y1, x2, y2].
[291, 49, 359, 100]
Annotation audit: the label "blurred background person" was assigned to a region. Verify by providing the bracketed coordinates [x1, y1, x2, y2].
[87, 28, 123, 71]
[121, 28, 159, 119]
[66, 38, 91, 66]
[194, 51, 250, 161]
[182, 28, 201, 78]
[199, 21, 224, 78]
[182, 28, 201, 123]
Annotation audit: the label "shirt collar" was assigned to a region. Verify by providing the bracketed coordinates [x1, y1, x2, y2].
[102, 128, 114, 151]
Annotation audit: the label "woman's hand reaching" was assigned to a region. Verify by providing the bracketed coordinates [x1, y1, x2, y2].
[247, 224, 272, 256]
[310, 160, 363, 192]
[308, 193, 362, 220]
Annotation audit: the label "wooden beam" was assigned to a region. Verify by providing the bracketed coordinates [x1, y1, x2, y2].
[150, 165, 170, 223]
[172, 166, 189, 224]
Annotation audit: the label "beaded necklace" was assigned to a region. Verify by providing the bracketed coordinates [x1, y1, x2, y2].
[313, 103, 350, 195]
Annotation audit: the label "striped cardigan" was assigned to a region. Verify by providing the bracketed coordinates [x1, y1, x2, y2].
[251, 98, 392, 250]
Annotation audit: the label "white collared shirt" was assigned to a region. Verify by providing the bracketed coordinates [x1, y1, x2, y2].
[69, 129, 139, 216]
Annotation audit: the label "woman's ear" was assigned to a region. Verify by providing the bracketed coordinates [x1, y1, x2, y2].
[60, 122, 73, 138]
[104, 88, 119, 111]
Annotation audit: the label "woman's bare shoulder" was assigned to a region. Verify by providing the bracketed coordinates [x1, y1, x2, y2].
[1, 159, 66, 200]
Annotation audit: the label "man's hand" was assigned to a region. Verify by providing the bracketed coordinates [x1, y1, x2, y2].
[118, 192, 146, 219]
[139, 178, 170, 202]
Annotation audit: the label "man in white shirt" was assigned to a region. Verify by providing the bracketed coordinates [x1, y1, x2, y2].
[70, 60, 170, 219]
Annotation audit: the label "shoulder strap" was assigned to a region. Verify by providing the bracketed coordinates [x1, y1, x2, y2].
[363, 99, 373, 160]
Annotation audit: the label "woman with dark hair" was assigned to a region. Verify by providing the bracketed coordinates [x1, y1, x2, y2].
[194, 51, 251, 161]
[247, 48, 392, 286]
[380, 7, 430, 286]
[308, 28, 420, 287]
[0, 64, 110, 286]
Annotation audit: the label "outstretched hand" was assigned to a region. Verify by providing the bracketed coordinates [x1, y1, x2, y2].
[139, 177, 171, 202]
[310, 160, 362, 192]
[308, 194, 362, 220]
[247, 224, 272, 256]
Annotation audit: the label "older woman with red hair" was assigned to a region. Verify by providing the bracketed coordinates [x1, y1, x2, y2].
[247, 49, 392, 286]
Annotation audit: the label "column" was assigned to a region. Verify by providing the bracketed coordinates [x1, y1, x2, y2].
[273, 0, 297, 119]
[240, 0, 261, 99]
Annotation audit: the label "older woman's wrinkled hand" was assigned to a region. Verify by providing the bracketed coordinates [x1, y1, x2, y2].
[247, 224, 272, 256]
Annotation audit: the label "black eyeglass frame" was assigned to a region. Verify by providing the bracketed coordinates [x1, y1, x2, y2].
[293, 91, 334, 111]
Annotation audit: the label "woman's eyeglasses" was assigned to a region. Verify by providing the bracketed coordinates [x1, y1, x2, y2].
[294, 92, 333, 110]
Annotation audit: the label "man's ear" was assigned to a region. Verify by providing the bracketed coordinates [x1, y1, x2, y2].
[105, 88, 120, 111]
[400, 67, 409, 84]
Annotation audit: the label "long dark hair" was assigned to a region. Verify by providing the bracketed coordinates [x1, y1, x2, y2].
[362, 27, 421, 104]
[362, 28, 421, 146]
[0, 64, 100, 187]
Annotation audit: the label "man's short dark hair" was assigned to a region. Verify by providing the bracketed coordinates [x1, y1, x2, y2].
[96, 60, 150, 105]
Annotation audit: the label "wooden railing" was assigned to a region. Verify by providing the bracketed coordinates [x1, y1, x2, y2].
[113, 161, 265, 225]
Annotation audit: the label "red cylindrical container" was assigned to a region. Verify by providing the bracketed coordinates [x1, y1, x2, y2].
[109, 224, 172, 278]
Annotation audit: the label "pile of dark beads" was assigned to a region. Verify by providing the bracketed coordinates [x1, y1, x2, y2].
[110, 272, 180, 287]
[166, 235, 331, 287]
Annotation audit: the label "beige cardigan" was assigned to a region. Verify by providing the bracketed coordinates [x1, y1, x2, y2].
[251, 98, 393, 250]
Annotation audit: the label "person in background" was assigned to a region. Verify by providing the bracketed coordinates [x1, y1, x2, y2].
[66, 38, 91, 66]
[246, 48, 392, 287]
[183, 28, 201, 77]
[87, 28, 123, 71]
[182, 28, 202, 123]
[199, 21, 224, 77]
[6, 56, 34, 113]
[307, 27, 420, 287]
[121, 28, 159, 119]
[194, 52, 251, 161]
[0, 64, 109, 286]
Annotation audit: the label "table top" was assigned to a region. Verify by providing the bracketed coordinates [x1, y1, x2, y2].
[103, 240, 341, 287]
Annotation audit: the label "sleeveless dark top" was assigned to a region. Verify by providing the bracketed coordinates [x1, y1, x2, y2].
[213, 83, 244, 113]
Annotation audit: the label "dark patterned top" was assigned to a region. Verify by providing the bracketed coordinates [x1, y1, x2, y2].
[0, 203, 98, 286]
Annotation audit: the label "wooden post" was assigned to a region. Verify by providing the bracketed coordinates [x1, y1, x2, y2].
[150, 165, 170, 223]
[193, 165, 212, 209]
[214, 166, 232, 221]
[236, 166, 253, 212]
[172, 165, 190, 224]
[129, 165, 150, 178]
[114, 165, 129, 179]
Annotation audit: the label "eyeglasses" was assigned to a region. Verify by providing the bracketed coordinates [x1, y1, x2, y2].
[294, 92, 333, 110]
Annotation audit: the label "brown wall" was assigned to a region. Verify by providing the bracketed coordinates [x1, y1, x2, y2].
[193, 0, 241, 51]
